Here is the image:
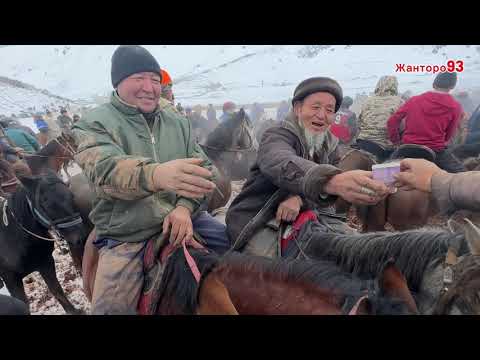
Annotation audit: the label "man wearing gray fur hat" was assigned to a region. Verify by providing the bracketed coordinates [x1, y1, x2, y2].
[226, 77, 393, 258]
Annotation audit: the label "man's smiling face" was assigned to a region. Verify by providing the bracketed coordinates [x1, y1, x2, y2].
[117, 72, 161, 113]
[294, 92, 336, 135]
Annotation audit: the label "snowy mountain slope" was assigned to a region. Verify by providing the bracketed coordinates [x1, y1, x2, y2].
[0, 76, 76, 116]
[0, 45, 479, 106]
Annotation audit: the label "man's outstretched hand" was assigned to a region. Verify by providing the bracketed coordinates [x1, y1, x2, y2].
[153, 158, 216, 199]
[393, 158, 446, 193]
[324, 170, 393, 205]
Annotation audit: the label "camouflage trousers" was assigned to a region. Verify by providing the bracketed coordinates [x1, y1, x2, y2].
[90, 212, 230, 315]
[90, 240, 146, 315]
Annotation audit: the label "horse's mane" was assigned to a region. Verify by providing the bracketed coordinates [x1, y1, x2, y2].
[220, 252, 408, 314]
[157, 247, 409, 315]
[156, 248, 219, 314]
[25, 140, 67, 175]
[25, 141, 54, 174]
[304, 223, 469, 292]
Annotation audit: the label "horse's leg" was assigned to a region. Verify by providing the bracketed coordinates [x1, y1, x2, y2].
[1, 272, 29, 311]
[365, 200, 387, 232]
[197, 273, 238, 315]
[38, 256, 83, 315]
[387, 190, 430, 230]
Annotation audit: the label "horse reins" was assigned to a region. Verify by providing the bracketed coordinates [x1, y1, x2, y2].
[0, 181, 83, 243]
[160, 238, 209, 283]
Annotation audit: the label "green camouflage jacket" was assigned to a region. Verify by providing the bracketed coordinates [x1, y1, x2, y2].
[357, 76, 404, 148]
[72, 91, 213, 243]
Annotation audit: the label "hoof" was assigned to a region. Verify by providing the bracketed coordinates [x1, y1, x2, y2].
[67, 308, 85, 315]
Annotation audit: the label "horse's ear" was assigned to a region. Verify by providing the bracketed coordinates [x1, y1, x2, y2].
[463, 218, 480, 256]
[379, 259, 418, 314]
[353, 296, 372, 315]
[447, 218, 464, 234]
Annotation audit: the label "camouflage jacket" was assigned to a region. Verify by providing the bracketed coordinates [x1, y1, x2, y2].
[72, 91, 213, 243]
[357, 77, 403, 148]
[431, 171, 480, 214]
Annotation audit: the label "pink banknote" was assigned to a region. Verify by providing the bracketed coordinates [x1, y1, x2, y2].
[372, 161, 401, 186]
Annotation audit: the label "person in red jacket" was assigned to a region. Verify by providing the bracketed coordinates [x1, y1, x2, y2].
[330, 96, 358, 145]
[387, 72, 465, 173]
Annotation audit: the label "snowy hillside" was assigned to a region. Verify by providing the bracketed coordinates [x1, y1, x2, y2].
[0, 45, 479, 106]
[0, 75, 77, 116]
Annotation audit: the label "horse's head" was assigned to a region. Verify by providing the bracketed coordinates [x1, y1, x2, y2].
[349, 259, 418, 315]
[18, 170, 87, 247]
[427, 219, 480, 315]
[230, 108, 256, 151]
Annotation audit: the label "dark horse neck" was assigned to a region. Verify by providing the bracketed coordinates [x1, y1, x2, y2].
[7, 186, 49, 238]
[302, 224, 470, 292]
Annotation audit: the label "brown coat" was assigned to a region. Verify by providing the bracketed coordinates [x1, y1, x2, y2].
[226, 112, 342, 251]
[431, 171, 480, 214]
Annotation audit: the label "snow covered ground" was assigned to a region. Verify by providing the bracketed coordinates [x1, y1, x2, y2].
[1, 45, 479, 107]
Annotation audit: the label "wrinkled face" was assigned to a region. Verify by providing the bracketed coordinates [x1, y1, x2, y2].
[294, 92, 336, 134]
[117, 72, 161, 113]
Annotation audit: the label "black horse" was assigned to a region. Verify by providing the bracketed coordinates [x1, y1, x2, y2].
[201, 108, 258, 181]
[0, 165, 87, 314]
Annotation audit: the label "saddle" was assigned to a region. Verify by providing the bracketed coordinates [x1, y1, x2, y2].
[390, 144, 436, 162]
[354, 139, 393, 163]
[137, 232, 208, 315]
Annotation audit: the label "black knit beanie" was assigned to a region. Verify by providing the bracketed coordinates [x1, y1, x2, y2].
[433, 72, 457, 90]
[111, 45, 161, 88]
[292, 77, 343, 112]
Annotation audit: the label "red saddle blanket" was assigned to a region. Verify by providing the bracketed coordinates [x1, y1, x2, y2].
[280, 210, 318, 254]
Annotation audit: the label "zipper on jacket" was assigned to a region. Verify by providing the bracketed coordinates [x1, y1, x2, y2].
[142, 115, 159, 163]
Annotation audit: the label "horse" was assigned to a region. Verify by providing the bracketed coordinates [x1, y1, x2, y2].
[156, 249, 418, 315]
[82, 238, 417, 315]
[202, 108, 258, 182]
[299, 219, 480, 314]
[335, 145, 438, 231]
[0, 163, 87, 314]
[25, 134, 76, 182]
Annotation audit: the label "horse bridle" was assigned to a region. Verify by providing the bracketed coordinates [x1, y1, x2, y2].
[433, 242, 480, 314]
[2, 179, 83, 242]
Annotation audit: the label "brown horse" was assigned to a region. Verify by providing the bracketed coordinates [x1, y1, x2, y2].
[154, 248, 418, 315]
[25, 134, 76, 180]
[81, 234, 418, 315]
[335, 146, 438, 231]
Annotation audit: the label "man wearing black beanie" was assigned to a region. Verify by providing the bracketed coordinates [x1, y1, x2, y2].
[72, 45, 231, 315]
[226, 77, 393, 254]
[387, 72, 465, 173]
